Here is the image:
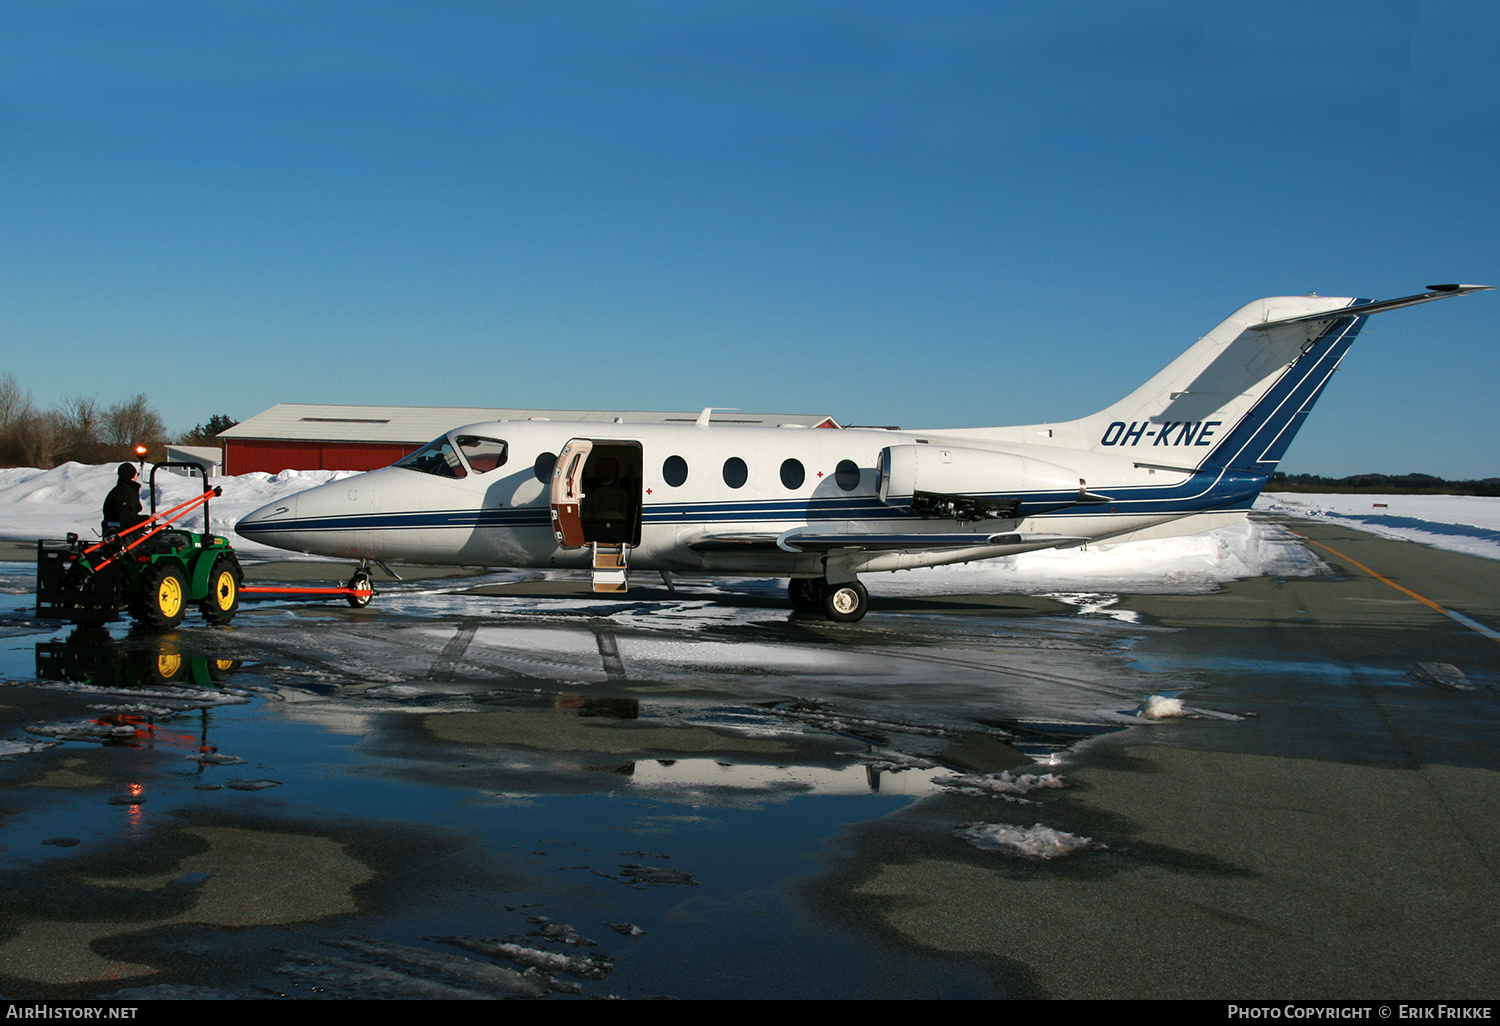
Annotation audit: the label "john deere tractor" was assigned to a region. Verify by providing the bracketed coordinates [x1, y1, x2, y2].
[36, 462, 242, 629]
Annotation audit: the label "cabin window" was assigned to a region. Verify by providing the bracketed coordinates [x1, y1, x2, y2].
[534, 451, 557, 483]
[663, 455, 688, 487]
[456, 435, 508, 474]
[780, 458, 804, 490]
[394, 436, 467, 479]
[722, 457, 748, 489]
[835, 459, 860, 491]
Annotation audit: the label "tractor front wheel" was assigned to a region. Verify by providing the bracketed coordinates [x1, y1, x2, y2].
[201, 556, 241, 625]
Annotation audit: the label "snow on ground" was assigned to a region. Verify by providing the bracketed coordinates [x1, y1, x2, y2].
[0, 462, 356, 557]
[3, 465, 1497, 595]
[954, 822, 1092, 858]
[870, 517, 1323, 596]
[1257, 492, 1500, 562]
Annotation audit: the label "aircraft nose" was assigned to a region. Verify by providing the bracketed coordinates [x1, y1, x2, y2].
[236, 493, 301, 549]
[236, 475, 380, 558]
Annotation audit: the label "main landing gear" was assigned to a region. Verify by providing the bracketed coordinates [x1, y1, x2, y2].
[788, 577, 870, 623]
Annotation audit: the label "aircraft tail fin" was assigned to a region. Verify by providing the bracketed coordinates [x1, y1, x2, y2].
[1079, 285, 1489, 475]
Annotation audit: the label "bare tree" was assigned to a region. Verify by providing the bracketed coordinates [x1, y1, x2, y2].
[0, 373, 37, 465]
[0, 372, 27, 434]
[17, 410, 65, 469]
[54, 394, 102, 464]
[103, 394, 166, 461]
[0, 380, 169, 467]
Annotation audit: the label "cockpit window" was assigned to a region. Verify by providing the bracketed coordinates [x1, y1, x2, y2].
[455, 435, 508, 474]
[394, 436, 468, 479]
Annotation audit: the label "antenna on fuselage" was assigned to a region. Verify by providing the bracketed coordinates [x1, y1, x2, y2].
[695, 407, 739, 428]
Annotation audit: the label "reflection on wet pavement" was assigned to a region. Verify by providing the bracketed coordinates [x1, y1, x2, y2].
[20, 548, 1492, 999]
[0, 560, 1175, 998]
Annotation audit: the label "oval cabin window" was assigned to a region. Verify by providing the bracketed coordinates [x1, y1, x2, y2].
[663, 455, 688, 487]
[722, 457, 748, 489]
[835, 459, 860, 491]
[780, 458, 805, 490]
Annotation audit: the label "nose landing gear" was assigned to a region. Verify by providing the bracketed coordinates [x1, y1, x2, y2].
[346, 568, 374, 608]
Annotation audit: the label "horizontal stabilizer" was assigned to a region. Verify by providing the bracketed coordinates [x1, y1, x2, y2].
[1251, 284, 1491, 330]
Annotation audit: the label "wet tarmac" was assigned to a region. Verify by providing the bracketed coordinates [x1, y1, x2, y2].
[0, 517, 1496, 1000]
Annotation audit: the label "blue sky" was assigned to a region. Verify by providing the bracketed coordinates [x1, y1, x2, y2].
[2, 0, 1495, 477]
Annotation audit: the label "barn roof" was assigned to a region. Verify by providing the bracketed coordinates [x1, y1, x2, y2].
[219, 404, 840, 443]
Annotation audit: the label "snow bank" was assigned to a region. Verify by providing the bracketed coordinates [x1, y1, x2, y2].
[1258, 492, 1500, 562]
[0, 463, 355, 556]
[873, 518, 1324, 596]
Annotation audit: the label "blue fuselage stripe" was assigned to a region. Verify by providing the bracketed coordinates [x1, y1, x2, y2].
[236, 468, 1268, 537]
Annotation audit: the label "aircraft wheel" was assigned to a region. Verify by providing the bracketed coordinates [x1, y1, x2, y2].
[346, 569, 374, 608]
[788, 577, 823, 610]
[138, 563, 188, 630]
[201, 556, 241, 625]
[821, 581, 869, 623]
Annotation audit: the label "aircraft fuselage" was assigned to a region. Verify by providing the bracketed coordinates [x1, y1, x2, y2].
[235, 286, 1490, 620]
[237, 419, 1257, 577]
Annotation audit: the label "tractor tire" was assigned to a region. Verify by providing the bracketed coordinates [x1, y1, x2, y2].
[346, 569, 373, 608]
[201, 556, 241, 625]
[207, 658, 242, 681]
[137, 563, 189, 630]
[820, 581, 869, 623]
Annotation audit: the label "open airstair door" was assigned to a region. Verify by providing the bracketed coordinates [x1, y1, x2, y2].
[550, 439, 593, 548]
[549, 438, 644, 592]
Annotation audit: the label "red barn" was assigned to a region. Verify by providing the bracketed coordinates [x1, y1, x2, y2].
[219, 404, 841, 476]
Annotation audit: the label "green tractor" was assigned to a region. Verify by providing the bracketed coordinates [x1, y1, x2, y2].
[36, 462, 242, 629]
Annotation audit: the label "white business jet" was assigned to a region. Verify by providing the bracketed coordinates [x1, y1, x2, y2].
[239, 285, 1489, 622]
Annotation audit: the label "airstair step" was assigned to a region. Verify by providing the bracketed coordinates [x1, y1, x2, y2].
[591, 543, 630, 592]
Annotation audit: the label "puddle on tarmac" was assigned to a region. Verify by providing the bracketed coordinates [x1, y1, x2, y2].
[0, 560, 1192, 998]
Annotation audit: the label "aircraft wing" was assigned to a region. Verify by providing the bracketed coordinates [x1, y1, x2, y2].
[686, 530, 1088, 554]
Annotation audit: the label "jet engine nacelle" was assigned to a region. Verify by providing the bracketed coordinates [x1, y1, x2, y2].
[877, 444, 1092, 521]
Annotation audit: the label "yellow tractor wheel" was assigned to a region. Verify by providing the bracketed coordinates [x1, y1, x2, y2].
[201, 557, 241, 625]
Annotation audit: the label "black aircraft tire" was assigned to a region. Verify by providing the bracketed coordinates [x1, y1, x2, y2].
[788, 577, 823, 610]
[346, 570, 373, 608]
[820, 581, 869, 623]
[201, 556, 241, 625]
[137, 563, 189, 630]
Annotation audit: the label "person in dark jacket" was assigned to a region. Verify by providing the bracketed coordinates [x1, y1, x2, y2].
[102, 463, 147, 537]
